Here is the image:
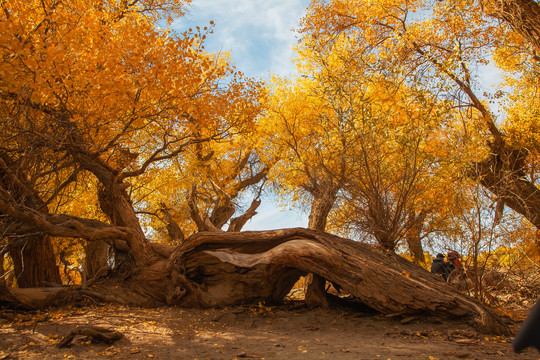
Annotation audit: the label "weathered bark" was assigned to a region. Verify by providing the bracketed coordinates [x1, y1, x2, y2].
[405, 210, 427, 264]
[307, 185, 338, 232]
[0, 251, 5, 279]
[0, 154, 62, 287]
[5, 286, 106, 309]
[472, 144, 540, 229]
[0, 280, 35, 310]
[57, 326, 123, 348]
[305, 176, 339, 307]
[209, 199, 236, 230]
[481, 0, 540, 54]
[3, 228, 509, 334]
[83, 240, 110, 282]
[227, 198, 261, 232]
[304, 272, 329, 307]
[176, 228, 508, 334]
[8, 234, 61, 288]
[159, 203, 184, 243]
[95, 181, 154, 268]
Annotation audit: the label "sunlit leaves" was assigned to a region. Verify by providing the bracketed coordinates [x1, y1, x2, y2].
[0, 0, 265, 242]
[299, 0, 510, 146]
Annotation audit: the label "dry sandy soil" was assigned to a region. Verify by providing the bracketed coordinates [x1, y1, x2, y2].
[1, 301, 539, 360]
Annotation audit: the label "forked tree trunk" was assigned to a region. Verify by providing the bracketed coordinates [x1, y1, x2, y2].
[473, 145, 540, 229]
[8, 235, 61, 288]
[96, 182, 154, 268]
[228, 198, 261, 232]
[158, 204, 185, 243]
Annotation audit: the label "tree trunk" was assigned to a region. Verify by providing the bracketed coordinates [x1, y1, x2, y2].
[159, 203, 184, 243]
[3, 228, 510, 335]
[228, 198, 261, 232]
[0, 249, 5, 278]
[186, 185, 222, 232]
[83, 240, 110, 283]
[305, 178, 339, 307]
[307, 191, 337, 232]
[375, 233, 396, 252]
[472, 145, 540, 229]
[405, 210, 427, 264]
[96, 182, 154, 268]
[481, 0, 540, 53]
[172, 228, 509, 334]
[188, 185, 263, 233]
[0, 153, 62, 287]
[8, 235, 61, 288]
[473, 1, 540, 230]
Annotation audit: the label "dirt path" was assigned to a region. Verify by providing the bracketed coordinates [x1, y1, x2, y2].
[1, 303, 538, 359]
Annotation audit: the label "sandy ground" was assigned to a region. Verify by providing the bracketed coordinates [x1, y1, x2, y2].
[1, 302, 539, 360]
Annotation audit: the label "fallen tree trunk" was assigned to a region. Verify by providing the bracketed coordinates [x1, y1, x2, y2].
[2, 228, 510, 335]
[171, 228, 509, 334]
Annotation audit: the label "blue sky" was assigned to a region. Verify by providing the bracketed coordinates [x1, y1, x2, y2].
[173, 1, 311, 230]
[174, 0, 311, 80]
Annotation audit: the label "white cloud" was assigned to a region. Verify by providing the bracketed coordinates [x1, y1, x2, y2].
[173, 0, 310, 79]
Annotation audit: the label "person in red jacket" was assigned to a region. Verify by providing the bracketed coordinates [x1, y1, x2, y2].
[445, 250, 461, 273]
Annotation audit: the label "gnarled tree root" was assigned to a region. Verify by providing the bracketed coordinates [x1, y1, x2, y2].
[57, 326, 123, 348]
